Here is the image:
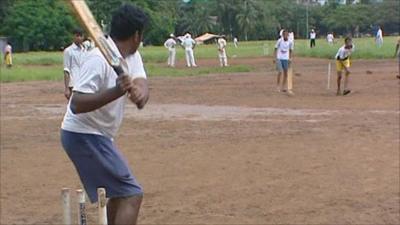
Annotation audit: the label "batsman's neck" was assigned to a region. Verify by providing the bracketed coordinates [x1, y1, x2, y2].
[114, 38, 137, 59]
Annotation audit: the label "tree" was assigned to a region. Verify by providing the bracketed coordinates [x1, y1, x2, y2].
[236, 0, 258, 41]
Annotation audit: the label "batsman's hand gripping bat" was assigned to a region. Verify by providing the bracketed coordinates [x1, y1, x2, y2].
[67, 0, 125, 76]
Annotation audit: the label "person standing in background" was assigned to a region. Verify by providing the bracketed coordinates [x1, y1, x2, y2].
[310, 29, 316, 48]
[182, 33, 197, 67]
[233, 36, 238, 48]
[327, 32, 334, 45]
[217, 35, 228, 67]
[4, 41, 12, 68]
[375, 26, 383, 47]
[63, 28, 85, 100]
[164, 34, 177, 67]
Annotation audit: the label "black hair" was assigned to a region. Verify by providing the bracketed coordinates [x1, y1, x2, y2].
[110, 3, 148, 41]
[344, 37, 352, 43]
[73, 27, 83, 36]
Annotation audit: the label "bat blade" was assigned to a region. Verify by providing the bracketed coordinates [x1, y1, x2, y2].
[67, 0, 124, 74]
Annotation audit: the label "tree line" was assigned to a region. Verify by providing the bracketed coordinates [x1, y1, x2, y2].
[0, 0, 398, 52]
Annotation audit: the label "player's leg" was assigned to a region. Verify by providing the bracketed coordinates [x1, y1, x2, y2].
[190, 49, 197, 67]
[343, 69, 351, 95]
[171, 50, 176, 67]
[185, 50, 191, 67]
[107, 195, 142, 225]
[167, 50, 172, 66]
[218, 53, 223, 67]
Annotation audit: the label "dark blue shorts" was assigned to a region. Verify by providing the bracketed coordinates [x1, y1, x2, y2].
[60, 129, 143, 203]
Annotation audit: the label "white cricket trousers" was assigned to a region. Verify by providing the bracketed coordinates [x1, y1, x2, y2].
[218, 49, 228, 67]
[185, 48, 197, 67]
[168, 48, 176, 67]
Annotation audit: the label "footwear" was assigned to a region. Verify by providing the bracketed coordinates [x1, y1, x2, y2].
[287, 90, 294, 96]
[343, 90, 351, 95]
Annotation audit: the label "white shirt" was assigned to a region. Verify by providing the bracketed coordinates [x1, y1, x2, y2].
[335, 45, 355, 60]
[61, 48, 147, 139]
[182, 37, 196, 50]
[275, 38, 293, 60]
[327, 34, 334, 42]
[376, 29, 383, 39]
[218, 38, 227, 50]
[310, 32, 316, 39]
[4, 44, 12, 54]
[233, 37, 238, 43]
[279, 29, 284, 37]
[164, 38, 176, 51]
[288, 32, 294, 43]
[63, 43, 85, 87]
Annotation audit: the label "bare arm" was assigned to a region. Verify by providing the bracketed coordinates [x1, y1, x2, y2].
[70, 75, 132, 114]
[63, 71, 71, 100]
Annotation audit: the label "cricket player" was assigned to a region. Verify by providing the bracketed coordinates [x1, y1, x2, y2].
[327, 32, 334, 45]
[164, 34, 177, 67]
[217, 35, 228, 67]
[394, 37, 400, 79]
[4, 41, 12, 68]
[63, 28, 85, 100]
[376, 26, 383, 47]
[182, 33, 197, 67]
[289, 31, 295, 47]
[310, 29, 316, 48]
[274, 30, 293, 94]
[233, 37, 238, 48]
[335, 37, 355, 96]
[60, 4, 149, 225]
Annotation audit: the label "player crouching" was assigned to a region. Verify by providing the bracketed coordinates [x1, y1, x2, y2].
[335, 37, 355, 96]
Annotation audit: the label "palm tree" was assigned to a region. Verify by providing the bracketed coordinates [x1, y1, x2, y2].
[236, 0, 258, 41]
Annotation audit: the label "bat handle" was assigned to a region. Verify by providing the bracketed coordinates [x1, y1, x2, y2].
[113, 65, 124, 76]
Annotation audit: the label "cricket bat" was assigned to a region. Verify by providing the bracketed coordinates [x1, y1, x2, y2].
[287, 61, 293, 91]
[67, 0, 125, 75]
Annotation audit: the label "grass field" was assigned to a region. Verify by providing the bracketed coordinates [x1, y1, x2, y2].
[0, 36, 397, 82]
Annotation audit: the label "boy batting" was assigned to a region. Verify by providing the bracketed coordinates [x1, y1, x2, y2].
[335, 37, 355, 96]
[274, 29, 294, 95]
[61, 4, 149, 225]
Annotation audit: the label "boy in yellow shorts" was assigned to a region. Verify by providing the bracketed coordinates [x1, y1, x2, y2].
[335, 37, 354, 95]
[4, 42, 12, 68]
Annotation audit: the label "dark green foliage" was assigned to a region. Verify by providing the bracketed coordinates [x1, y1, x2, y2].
[0, 0, 398, 51]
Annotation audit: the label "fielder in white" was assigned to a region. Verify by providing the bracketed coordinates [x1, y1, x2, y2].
[327, 32, 334, 45]
[182, 33, 197, 67]
[164, 34, 177, 67]
[233, 37, 238, 48]
[217, 36, 228, 67]
[376, 27, 383, 47]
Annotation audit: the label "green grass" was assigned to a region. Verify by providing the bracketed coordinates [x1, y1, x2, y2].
[1, 36, 397, 82]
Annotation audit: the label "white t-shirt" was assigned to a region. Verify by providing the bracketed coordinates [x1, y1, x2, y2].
[61, 48, 147, 139]
[182, 37, 196, 50]
[327, 34, 334, 43]
[4, 44, 12, 54]
[218, 38, 226, 50]
[288, 32, 294, 43]
[275, 38, 293, 60]
[310, 32, 316, 39]
[335, 45, 355, 60]
[63, 43, 85, 87]
[164, 38, 176, 51]
[376, 29, 383, 39]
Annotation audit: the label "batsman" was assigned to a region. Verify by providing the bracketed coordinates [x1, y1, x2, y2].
[274, 29, 294, 95]
[60, 3, 149, 225]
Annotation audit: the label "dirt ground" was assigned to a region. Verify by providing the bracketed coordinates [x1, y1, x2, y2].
[1, 57, 399, 224]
